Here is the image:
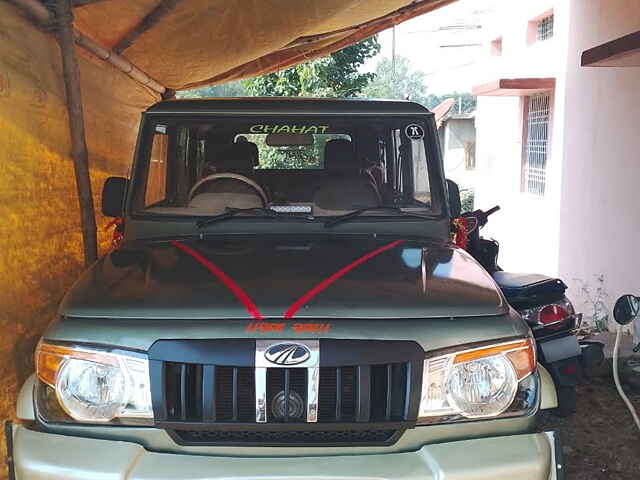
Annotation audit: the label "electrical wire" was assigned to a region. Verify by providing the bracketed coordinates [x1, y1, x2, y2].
[613, 325, 640, 433]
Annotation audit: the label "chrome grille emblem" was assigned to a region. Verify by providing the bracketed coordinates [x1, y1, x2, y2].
[255, 340, 319, 423]
[271, 390, 305, 419]
[264, 343, 310, 366]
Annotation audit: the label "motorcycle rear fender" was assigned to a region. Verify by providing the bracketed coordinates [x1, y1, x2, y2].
[538, 364, 558, 410]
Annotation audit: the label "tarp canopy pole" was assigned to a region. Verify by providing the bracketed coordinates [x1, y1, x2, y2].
[73, 30, 166, 95]
[10, 0, 50, 24]
[9, 0, 166, 95]
[56, 0, 97, 265]
[112, 0, 184, 54]
[9, 0, 167, 265]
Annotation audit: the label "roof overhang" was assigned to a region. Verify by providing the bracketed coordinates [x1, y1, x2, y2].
[581, 30, 640, 67]
[472, 78, 556, 97]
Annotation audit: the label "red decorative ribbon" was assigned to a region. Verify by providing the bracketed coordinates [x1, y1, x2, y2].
[170, 240, 264, 321]
[171, 239, 404, 321]
[452, 217, 469, 249]
[283, 240, 405, 319]
[105, 217, 124, 249]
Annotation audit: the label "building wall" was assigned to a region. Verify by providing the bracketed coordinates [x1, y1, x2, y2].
[442, 117, 477, 194]
[473, 0, 570, 276]
[0, 4, 158, 474]
[559, 0, 640, 336]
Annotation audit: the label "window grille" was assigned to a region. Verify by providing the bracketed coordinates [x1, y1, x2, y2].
[523, 94, 550, 196]
[464, 141, 476, 170]
[536, 14, 554, 41]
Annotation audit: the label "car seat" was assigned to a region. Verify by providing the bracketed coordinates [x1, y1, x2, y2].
[312, 139, 381, 211]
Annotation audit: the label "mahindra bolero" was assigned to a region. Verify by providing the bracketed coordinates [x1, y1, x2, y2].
[8, 98, 562, 479]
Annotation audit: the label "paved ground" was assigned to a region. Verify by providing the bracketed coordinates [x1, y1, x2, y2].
[539, 375, 640, 479]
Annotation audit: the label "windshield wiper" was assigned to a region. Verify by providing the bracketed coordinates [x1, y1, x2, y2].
[324, 206, 432, 228]
[196, 207, 279, 228]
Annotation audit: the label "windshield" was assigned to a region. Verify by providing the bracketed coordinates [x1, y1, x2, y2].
[132, 116, 439, 219]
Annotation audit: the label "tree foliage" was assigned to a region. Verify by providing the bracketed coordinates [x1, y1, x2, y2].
[361, 55, 476, 114]
[361, 56, 429, 105]
[177, 45, 477, 116]
[243, 37, 381, 97]
[425, 92, 477, 114]
[177, 80, 246, 98]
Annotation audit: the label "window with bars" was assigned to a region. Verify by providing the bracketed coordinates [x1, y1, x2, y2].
[464, 141, 476, 170]
[523, 93, 550, 196]
[536, 14, 554, 41]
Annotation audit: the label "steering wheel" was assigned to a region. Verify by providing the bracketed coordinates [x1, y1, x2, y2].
[188, 173, 268, 205]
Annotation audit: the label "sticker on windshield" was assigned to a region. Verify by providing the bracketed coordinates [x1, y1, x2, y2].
[249, 124, 329, 134]
[405, 124, 424, 140]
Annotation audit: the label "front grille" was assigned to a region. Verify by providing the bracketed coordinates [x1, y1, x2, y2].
[160, 363, 408, 423]
[174, 429, 398, 446]
[266, 368, 308, 421]
[317, 365, 408, 422]
[162, 364, 256, 422]
[148, 339, 424, 446]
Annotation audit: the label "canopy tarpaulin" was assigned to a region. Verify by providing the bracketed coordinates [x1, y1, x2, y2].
[0, 1, 159, 472]
[69, 0, 453, 91]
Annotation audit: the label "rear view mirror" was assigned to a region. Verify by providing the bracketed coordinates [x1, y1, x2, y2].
[102, 177, 129, 217]
[446, 179, 461, 218]
[613, 295, 640, 326]
[266, 133, 314, 147]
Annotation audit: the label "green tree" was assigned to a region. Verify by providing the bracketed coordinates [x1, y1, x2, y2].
[425, 92, 477, 114]
[243, 37, 381, 97]
[361, 56, 429, 105]
[177, 80, 247, 98]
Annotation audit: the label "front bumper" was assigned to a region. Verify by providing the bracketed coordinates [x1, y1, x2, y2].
[9, 424, 562, 480]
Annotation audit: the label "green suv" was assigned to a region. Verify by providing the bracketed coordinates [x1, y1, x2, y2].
[9, 98, 561, 479]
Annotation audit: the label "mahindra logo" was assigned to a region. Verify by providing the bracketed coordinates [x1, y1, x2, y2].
[264, 343, 310, 366]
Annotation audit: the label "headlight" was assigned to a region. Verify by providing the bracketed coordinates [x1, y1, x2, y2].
[418, 337, 537, 423]
[35, 341, 152, 423]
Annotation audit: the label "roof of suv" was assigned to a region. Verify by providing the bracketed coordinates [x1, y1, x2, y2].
[145, 97, 433, 116]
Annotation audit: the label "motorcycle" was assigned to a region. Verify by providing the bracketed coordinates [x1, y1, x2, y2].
[457, 205, 604, 416]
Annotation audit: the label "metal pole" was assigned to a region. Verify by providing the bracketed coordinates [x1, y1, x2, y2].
[55, 0, 98, 265]
[392, 25, 396, 80]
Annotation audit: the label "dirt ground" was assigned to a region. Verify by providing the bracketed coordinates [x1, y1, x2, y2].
[539, 376, 640, 479]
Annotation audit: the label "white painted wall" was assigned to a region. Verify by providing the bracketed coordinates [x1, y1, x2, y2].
[559, 0, 640, 338]
[443, 118, 477, 193]
[473, 0, 640, 337]
[473, 0, 570, 277]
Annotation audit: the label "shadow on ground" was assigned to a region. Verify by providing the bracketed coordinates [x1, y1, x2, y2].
[539, 376, 640, 479]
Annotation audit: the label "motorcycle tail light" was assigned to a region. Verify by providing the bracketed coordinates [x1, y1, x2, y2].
[539, 304, 570, 326]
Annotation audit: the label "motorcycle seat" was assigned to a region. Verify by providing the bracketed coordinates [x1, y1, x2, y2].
[492, 271, 567, 307]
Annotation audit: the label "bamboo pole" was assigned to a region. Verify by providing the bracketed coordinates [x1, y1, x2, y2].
[55, 0, 97, 266]
[73, 30, 166, 94]
[9, 0, 166, 95]
[9, 0, 53, 25]
[113, 0, 183, 54]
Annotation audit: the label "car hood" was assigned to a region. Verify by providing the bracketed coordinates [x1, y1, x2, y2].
[60, 236, 508, 320]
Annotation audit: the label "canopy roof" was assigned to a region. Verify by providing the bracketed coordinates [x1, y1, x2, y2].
[58, 0, 453, 92]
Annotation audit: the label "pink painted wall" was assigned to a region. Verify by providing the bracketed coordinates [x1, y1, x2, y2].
[559, 0, 640, 337]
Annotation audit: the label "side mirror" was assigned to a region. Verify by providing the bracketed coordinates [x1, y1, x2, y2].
[613, 295, 640, 326]
[446, 179, 461, 218]
[102, 177, 129, 217]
